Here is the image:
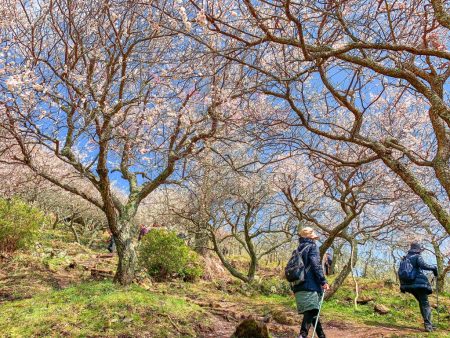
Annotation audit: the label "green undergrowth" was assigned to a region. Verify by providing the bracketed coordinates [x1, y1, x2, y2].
[0, 198, 47, 253]
[173, 276, 450, 337]
[1, 201, 449, 338]
[0, 281, 211, 337]
[152, 272, 450, 337]
[322, 278, 449, 333]
[255, 277, 450, 338]
[0, 228, 105, 302]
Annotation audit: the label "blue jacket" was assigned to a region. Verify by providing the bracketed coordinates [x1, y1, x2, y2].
[292, 238, 328, 293]
[400, 250, 437, 295]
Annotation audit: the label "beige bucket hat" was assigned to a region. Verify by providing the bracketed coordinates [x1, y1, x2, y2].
[299, 227, 319, 240]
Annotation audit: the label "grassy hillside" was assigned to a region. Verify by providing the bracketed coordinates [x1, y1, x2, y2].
[0, 216, 449, 337]
[0, 281, 210, 337]
[2, 274, 448, 337]
[323, 278, 449, 334]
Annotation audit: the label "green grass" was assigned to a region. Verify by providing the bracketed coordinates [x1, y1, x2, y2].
[1, 214, 449, 338]
[256, 294, 450, 338]
[254, 277, 450, 338]
[157, 275, 450, 337]
[323, 279, 449, 333]
[0, 281, 211, 337]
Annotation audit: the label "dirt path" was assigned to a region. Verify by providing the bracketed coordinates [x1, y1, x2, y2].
[160, 282, 429, 338]
[192, 299, 425, 338]
[0, 254, 434, 338]
[321, 321, 423, 338]
[201, 315, 424, 338]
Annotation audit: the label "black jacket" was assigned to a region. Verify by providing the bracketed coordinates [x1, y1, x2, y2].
[292, 237, 328, 293]
[400, 250, 437, 295]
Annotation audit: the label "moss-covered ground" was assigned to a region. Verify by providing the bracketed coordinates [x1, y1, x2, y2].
[0, 227, 449, 337]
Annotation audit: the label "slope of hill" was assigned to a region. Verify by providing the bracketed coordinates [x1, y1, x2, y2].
[0, 227, 449, 337]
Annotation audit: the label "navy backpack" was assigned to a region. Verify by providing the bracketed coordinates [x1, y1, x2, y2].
[398, 255, 417, 282]
[285, 245, 311, 285]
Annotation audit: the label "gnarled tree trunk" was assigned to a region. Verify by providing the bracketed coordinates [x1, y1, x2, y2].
[432, 241, 448, 292]
[194, 226, 210, 256]
[115, 239, 138, 285]
[211, 233, 253, 283]
[324, 240, 358, 300]
[112, 219, 140, 285]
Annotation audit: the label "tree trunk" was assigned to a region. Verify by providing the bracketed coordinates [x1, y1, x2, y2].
[350, 241, 359, 309]
[391, 250, 399, 283]
[330, 241, 344, 274]
[52, 213, 60, 229]
[112, 219, 139, 285]
[114, 241, 138, 285]
[210, 232, 252, 283]
[437, 272, 446, 292]
[68, 216, 81, 244]
[324, 256, 352, 300]
[194, 225, 209, 256]
[248, 256, 257, 282]
[431, 241, 447, 292]
[325, 240, 358, 301]
[362, 250, 371, 278]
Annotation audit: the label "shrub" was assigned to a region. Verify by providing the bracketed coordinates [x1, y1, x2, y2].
[139, 229, 203, 281]
[0, 198, 45, 252]
[256, 277, 291, 296]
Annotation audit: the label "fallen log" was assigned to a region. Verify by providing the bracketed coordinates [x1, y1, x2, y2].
[90, 268, 114, 279]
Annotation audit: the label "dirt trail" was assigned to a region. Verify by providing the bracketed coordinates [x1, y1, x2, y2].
[202, 315, 424, 338]
[193, 299, 426, 338]
[0, 253, 436, 338]
[321, 321, 423, 338]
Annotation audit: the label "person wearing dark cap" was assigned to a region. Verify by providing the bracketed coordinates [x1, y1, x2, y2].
[399, 241, 438, 332]
[324, 252, 333, 276]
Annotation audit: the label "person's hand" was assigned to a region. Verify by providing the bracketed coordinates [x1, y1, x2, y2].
[322, 283, 330, 291]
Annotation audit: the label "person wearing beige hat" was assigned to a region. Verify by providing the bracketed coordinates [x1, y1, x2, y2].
[292, 227, 329, 338]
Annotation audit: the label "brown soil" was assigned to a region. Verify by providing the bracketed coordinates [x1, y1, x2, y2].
[0, 252, 436, 338]
[176, 286, 427, 338]
[0, 250, 116, 302]
[198, 309, 425, 338]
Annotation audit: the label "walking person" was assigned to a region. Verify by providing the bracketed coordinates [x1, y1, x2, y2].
[292, 227, 330, 338]
[324, 252, 333, 276]
[399, 241, 438, 332]
[138, 224, 150, 241]
[105, 229, 116, 253]
[107, 235, 116, 253]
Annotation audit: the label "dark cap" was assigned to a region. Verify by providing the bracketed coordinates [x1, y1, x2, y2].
[410, 241, 424, 253]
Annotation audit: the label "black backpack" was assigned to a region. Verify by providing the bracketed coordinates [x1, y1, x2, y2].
[398, 255, 417, 282]
[285, 245, 311, 285]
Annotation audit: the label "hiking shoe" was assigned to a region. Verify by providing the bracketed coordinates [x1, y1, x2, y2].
[425, 326, 434, 332]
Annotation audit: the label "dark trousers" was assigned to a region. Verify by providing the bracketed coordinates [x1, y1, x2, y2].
[300, 309, 325, 338]
[410, 290, 432, 328]
[107, 236, 116, 253]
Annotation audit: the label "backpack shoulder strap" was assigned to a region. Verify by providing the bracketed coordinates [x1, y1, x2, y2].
[410, 254, 420, 267]
[403, 254, 420, 269]
[298, 244, 312, 255]
[299, 244, 313, 272]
